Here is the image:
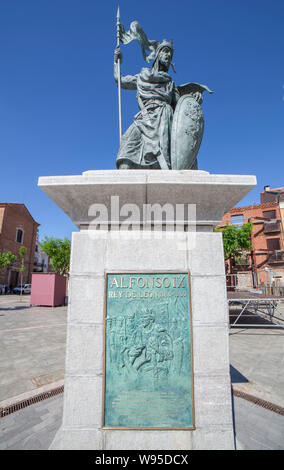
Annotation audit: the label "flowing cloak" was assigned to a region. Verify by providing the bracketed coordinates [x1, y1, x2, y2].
[116, 67, 179, 169]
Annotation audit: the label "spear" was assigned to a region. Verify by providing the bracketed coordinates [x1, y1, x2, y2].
[116, 6, 122, 142]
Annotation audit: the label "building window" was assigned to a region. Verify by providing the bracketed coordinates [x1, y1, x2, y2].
[231, 214, 244, 225]
[263, 210, 276, 220]
[267, 238, 280, 251]
[16, 229, 23, 244]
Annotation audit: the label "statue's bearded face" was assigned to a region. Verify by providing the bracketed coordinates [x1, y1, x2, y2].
[141, 313, 154, 328]
[158, 47, 172, 69]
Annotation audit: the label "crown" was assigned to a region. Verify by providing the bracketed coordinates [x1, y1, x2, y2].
[147, 39, 174, 64]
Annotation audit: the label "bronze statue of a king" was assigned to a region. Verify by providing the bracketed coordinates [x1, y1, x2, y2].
[114, 15, 213, 170]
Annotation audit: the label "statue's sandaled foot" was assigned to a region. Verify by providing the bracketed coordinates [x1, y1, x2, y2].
[118, 162, 133, 169]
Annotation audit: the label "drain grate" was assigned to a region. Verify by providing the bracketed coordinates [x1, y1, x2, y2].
[1, 385, 283, 419]
[0, 385, 64, 418]
[233, 389, 284, 416]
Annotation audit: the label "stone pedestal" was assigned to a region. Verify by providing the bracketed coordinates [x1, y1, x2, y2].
[38, 170, 256, 450]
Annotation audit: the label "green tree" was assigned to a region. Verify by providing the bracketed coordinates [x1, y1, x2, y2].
[40, 237, 71, 276]
[0, 251, 17, 271]
[19, 246, 27, 301]
[214, 222, 253, 273]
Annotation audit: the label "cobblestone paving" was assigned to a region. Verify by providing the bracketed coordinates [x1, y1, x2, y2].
[0, 394, 63, 450]
[0, 295, 67, 404]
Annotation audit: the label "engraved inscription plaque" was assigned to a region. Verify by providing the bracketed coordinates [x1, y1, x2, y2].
[103, 272, 194, 429]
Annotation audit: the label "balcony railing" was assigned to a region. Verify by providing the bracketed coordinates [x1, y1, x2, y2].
[268, 251, 284, 264]
[264, 221, 281, 233]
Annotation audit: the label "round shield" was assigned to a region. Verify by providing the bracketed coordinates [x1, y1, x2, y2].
[171, 94, 204, 170]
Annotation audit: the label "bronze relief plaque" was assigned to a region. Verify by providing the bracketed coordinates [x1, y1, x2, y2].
[103, 272, 194, 429]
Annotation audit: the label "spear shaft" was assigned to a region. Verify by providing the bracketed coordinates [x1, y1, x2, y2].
[116, 7, 122, 142]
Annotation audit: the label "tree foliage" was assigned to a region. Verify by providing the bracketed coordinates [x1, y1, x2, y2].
[40, 237, 71, 276]
[0, 251, 17, 270]
[214, 222, 253, 260]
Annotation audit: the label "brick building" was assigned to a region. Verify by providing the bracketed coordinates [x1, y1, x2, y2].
[219, 186, 284, 288]
[0, 203, 39, 289]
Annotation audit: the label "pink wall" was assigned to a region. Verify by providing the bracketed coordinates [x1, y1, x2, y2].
[30, 273, 67, 307]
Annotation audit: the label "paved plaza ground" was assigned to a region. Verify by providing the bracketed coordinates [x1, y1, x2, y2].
[0, 295, 283, 450]
[0, 295, 66, 404]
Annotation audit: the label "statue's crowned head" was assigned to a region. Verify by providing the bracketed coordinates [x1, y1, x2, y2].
[140, 307, 155, 327]
[152, 39, 174, 72]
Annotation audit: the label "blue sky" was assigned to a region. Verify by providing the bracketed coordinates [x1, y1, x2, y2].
[0, 0, 283, 240]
